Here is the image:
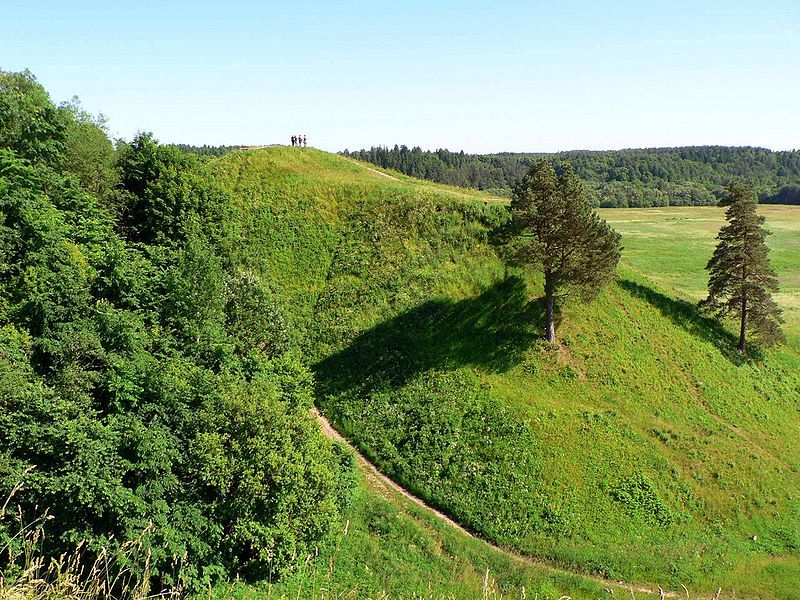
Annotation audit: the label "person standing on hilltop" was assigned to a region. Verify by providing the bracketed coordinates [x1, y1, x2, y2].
[291, 135, 296, 147]
[303, 134, 307, 147]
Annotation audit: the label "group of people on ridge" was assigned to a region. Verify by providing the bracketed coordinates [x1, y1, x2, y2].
[291, 134, 307, 147]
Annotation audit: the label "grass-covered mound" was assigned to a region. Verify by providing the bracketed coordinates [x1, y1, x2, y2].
[212, 148, 800, 598]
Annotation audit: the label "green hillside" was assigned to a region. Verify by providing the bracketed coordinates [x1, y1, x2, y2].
[211, 147, 800, 598]
[2, 81, 798, 598]
[3, 70, 644, 599]
[224, 468, 639, 600]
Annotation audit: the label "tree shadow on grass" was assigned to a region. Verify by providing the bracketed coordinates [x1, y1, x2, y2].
[314, 276, 542, 396]
[618, 279, 763, 364]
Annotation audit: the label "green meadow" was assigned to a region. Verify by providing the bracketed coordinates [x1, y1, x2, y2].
[603, 206, 800, 345]
[206, 149, 800, 599]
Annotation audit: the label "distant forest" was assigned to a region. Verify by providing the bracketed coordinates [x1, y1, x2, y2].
[173, 143, 242, 157]
[341, 146, 800, 207]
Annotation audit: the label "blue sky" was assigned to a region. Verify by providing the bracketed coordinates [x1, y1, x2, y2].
[2, 0, 798, 153]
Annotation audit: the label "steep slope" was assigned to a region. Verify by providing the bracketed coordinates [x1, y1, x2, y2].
[212, 147, 800, 599]
[221, 468, 649, 600]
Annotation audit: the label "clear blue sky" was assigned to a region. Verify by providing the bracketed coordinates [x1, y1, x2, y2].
[3, 0, 798, 153]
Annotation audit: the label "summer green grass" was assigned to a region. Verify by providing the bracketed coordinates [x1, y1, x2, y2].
[602, 206, 800, 345]
[209, 474, 642, 600]
[208, 148, 800, 599]
[343, 155, 509, 202]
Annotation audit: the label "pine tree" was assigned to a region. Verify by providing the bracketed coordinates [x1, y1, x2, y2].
[701, 182, 784, 353]
[496, 160, 621, 343]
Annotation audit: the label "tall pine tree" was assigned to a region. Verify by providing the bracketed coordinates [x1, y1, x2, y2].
[701, 182, 784, 353]
[496, 160, 621, 342]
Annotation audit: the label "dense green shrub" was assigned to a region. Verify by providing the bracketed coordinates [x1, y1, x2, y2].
[0, 70, 68, 168]
[0, 70, 354, 592]
[116, 132, 231, 246]
[609, 473, 674, 526]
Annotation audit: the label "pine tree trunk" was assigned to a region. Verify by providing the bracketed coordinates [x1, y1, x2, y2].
[739, 293, 747, 354]
[544, 270, 556, 343]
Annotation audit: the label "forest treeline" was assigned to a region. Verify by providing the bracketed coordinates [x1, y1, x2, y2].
[342, 145, 800, 207]
[173, 143, 242, 157]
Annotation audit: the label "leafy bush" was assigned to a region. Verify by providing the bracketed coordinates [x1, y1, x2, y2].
[610, 473, 674, 526]
[0, 71, 355, 592]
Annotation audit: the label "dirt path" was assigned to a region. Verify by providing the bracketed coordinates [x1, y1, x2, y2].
[344, 157, 507, 204]
[314, 408, 474, 536]
[346, 158, 402, 182]
[313, 408, 693, 599]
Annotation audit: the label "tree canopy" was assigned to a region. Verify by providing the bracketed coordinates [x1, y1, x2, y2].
[0, 68, 354, 592]
[343, 145, 800, 207]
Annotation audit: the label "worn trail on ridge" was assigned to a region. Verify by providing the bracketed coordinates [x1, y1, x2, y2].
[312, 408, 697, 599]
[344, 157, 507, 204]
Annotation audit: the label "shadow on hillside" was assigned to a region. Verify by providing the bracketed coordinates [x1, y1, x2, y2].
[314, 276, 542, 396]
[618, 279, 762, 364]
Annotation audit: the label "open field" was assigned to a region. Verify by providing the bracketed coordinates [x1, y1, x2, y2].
[603, 205, 800, 344]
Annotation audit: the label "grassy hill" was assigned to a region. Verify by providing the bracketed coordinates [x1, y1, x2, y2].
[218, 469, 640, 599]
[209, 147, 800, 598]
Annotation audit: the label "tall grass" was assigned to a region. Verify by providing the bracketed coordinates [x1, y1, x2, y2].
[0, 471, 182, 600]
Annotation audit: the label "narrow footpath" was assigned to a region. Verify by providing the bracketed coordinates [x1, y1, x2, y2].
[313, 408, 699, 599]
[343, 157, 507, 204]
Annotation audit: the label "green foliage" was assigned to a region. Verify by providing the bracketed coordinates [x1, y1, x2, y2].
[318, 367, 547, 543]
[214, 147, 800, 597]
[3, 69, 800, 599]
[60, 97, 119, 202]
[0, 73, 354, 592]
[763, 184, 800, 205]
[496, 160, 621, 341]
[610, 473, 674, 526]
[224, 267, 291, 360]
[0, 69, 67, 168]
[701, 182, 785, 352]
[117, 132, 231, 245]
[173, 143, 241, 158]
[222, 477, 619, 600]
[187, 357, 343, 581]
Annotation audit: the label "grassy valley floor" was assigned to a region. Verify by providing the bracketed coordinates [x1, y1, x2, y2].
[602, 206, 800, 344]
